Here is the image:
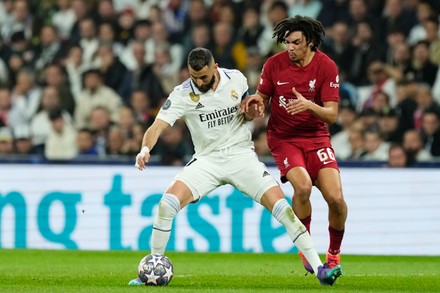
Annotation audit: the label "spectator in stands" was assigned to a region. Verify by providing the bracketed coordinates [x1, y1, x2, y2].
[68, 0, 92, 44]
[95, 43, 130, 100]
[331, 103, 358, 160]
[288, 0, 323, 20]
[413, 83, 440, 131]
[126, 41, 166, 109]
[74, 68, 122, 129]
[64, 44, 89, 100]
[116, 7, 136, 46]
[42, 63, 76, 116]
[30, 85, 72, 154]
[117, 105, 135, 140]
[181, 0, 210, 46]
[357, 61, 397, 112]
[402, 128, 432, 162]
[120, 19, 152, 70]
[347, 128, 365, 160]
[52, 0, 76, 41]
[0, 86, 12, 127]
[12, 124, 33, 155]
[348, 21, 386, 86]
[384, 27, 407, 66]
[360, 128, 390, 161]
[264, 1, 289, 56]
[152, 43, 180, 96]
[8, 68, 42, 128]
[182, 22, 213, 64]
[386, 42, 411, 83]
[89, 106, 113, 157]
[423, 16, 440, 66]
[77, 18, 99, 67]
[129, 89, 155, 125]
[1, 0, 34, 42]
[212, 21, 246, 71]
[45, 107, 77, 160]
[321, 21, 355, 79]
[0, 126, 14, 155]
[76, 127, 98, 156]
[405, 40, 439, 87]
[162, 0, 189, 43]
[97, 21, 124, 56]
[387, 143, 412, 168]
[407, 1, 436, 46]
[378, 0, 417, 43]
[154, 122, 193, 166]
[146, 21, 183, 74]
[32, 25, 67, 73]
[105, 126, 125, 156]
[421, 108, 440, 157]
[395, 80, 418, 134]
[238, 7, 269, 57]
[377, 109, 401, 143]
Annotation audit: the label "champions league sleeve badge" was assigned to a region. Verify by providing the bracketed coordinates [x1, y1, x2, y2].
[162, 99, 171, 110]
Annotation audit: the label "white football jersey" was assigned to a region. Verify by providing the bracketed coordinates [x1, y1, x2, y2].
[156, 68, 254, 156]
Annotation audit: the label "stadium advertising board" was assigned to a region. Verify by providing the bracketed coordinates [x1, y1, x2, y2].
[1, 165, 439, 255]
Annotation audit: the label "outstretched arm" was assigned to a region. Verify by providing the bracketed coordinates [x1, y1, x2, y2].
[135, 119, 170, 170]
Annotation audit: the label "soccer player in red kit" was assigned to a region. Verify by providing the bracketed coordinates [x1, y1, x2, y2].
[242, 16, 348, 273]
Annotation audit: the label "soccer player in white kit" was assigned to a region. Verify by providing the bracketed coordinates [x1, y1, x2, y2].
[130, 48, 342, 286]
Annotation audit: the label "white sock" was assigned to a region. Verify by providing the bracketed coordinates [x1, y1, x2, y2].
[272, 199, 322, 274]
[151, 193, 180, 254]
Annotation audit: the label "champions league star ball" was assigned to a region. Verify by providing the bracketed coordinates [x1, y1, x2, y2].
[138, 253, 174, 286]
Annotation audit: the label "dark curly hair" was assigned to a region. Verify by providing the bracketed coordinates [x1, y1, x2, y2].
[272, 15, 325, 51]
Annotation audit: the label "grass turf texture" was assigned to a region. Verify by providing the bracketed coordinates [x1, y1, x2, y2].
[1, 250, 439, 292]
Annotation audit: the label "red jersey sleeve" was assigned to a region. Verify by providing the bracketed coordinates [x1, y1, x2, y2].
[257, 54, 276, 97]
[318, 56, 340, 104]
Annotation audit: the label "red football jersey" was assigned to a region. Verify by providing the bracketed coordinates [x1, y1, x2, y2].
[258, 50, 340, 139]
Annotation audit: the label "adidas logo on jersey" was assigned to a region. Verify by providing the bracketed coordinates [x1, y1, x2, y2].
[263, 171, 270, 177]
[195, 102, 204, 109]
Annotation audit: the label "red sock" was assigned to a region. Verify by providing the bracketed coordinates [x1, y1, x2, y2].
[299, 215, 311, 234]
[328, 226, 344, 255]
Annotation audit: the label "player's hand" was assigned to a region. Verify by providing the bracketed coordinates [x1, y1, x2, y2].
[287, 87, 311, 115]
[240, 95, 265, 118]
[135, 146, 151, 171]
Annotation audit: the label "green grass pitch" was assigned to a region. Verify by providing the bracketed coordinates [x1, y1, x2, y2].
[1, 250, 439, 292]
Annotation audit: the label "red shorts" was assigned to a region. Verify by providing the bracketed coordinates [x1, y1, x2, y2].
[268, 136, 339, 183]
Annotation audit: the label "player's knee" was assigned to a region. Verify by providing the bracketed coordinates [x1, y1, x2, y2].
[327, 196, 347, 215]
[157, 193, 181, 221]
[293, 182, 312, 199]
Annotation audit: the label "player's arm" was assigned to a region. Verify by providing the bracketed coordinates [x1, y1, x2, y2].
[287, 87, 338, 124]
[135, 118, 170, 170]
[240, 91, 270, 119]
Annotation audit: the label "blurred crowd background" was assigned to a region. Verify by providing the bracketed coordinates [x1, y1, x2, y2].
[1, 0, 440, 168]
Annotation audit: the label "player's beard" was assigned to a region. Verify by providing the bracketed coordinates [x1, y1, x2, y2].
[196, 75, 216, 93]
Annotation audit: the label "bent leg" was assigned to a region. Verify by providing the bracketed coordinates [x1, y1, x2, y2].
[315, 168, 348, 256]
[285, 167, 313, 230]
[260, 187, 322, 274]
[151, 180, 194, 254]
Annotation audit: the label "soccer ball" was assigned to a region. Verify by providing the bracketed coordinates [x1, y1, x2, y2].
[138, 253, 174, 286]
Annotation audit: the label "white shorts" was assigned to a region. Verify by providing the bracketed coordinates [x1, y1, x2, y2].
[174, 148, 278, 203]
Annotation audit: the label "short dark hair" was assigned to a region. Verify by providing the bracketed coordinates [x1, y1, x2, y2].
[273, 16, 325, 51]
[48, 108, 63, 121]
[187, 47, 213, 71]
